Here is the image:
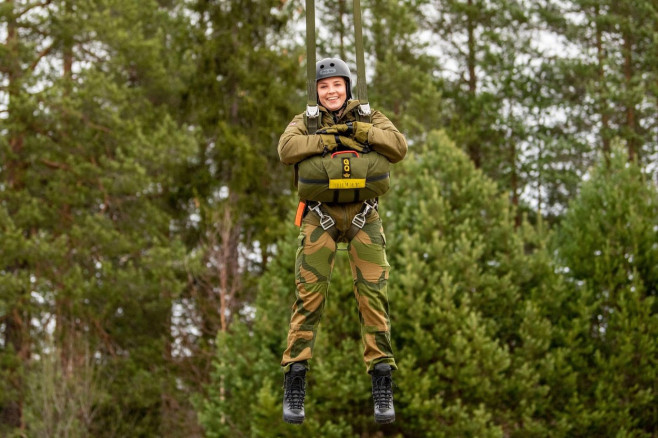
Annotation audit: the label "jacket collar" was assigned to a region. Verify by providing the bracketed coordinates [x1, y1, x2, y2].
[318, 99, 361, 120]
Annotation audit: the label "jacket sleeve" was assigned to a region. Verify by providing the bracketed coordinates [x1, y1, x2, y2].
[367, 110, 408, 163]
[277, 113, 325, 165]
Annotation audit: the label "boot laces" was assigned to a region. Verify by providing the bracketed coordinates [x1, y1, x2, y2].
[285, 374, 306, 410]
[372, 375, 393, 409]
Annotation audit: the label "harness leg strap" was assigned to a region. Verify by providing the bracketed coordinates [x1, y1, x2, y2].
[346, 199, 378, 241]
[307, 201, 340, 242]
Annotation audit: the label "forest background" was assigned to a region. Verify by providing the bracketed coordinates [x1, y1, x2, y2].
[1, 0, 656, 437]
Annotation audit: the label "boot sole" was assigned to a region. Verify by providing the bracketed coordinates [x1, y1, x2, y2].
[283, 415, 304, 425]
[375, 414, 395, 424]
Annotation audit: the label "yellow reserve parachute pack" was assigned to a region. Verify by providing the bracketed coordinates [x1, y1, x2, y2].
[297, 150, 390, 203]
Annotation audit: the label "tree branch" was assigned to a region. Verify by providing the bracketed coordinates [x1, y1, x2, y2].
[40, 158, 70, 170]
[92, 319, 117, 357]
[28, 43, 54, 72]
[15, 0, 54, 20]
[52, 104, 113, 133]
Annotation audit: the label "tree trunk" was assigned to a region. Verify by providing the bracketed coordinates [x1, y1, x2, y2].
[466, 0, 481, 168]
[2, 0, 27, 430]
[57, 0, 76, 380]
[622, 32, 637, 161]
[1, 311, 25, 430]
[510, 142, 520, 227]
[6, 0, 25, 190]
[595, 4, 611, 162]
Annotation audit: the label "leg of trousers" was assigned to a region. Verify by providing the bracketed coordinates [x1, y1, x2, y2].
[347, 216, 397, 372]
[281, 211, 397, 372]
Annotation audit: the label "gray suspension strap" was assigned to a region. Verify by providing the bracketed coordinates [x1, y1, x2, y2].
[305, 0, 319, 133]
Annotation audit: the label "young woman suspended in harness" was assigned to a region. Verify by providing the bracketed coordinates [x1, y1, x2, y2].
[278, 57, 407, 425]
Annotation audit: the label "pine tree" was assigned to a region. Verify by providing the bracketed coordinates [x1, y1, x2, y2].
[410, 0, 562, 226]
[164, 6, 305, 430]
[534, 0, 658, 209]
[315, 0, 351, 59]
[367, 0, 444, 144]
[1, 1, 196, 435]
[173, 0, 301, 327]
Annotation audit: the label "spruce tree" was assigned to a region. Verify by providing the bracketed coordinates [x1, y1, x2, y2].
[551, 143, 658, 437]
[201, 130, 567, 436]
[383, 131, 567, 436]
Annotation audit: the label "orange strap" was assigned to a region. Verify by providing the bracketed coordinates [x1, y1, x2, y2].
[294, 201, 307, 227]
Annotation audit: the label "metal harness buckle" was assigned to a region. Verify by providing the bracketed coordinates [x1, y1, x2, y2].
[319, 214, 336, 231]
[351, 199, 377, 229]
[352, 213, 367, 229]
[308, 201, 335, 231]
[306, 105, 319, 118]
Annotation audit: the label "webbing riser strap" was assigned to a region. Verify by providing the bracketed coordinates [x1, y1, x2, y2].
[353, 0, 369, 116]
[305, 0, 316, 108]
[305, 0, 320, 132]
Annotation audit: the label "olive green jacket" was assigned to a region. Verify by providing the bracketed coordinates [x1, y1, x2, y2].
[278, 100, 408, 166]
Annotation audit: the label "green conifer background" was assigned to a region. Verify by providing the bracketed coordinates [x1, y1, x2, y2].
[1, 0, 656, 436]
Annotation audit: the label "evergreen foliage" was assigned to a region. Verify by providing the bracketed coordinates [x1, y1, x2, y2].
[1, 1, 195, 435]
[1, 1, 657, 435]
[383, 131, 568, 436]
[367, 0, 444, 144]
[551, 144, 658, 436]
[200, 132, 570, 436]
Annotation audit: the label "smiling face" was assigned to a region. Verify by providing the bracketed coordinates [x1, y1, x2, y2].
[317, 77, 347, 112]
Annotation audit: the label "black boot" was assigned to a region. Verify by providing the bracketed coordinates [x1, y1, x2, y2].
[370, 363, 395, 424]
[283, 362, 306, 424]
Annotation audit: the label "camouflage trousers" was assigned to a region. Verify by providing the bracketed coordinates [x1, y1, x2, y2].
[281, 202, 397, 373]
